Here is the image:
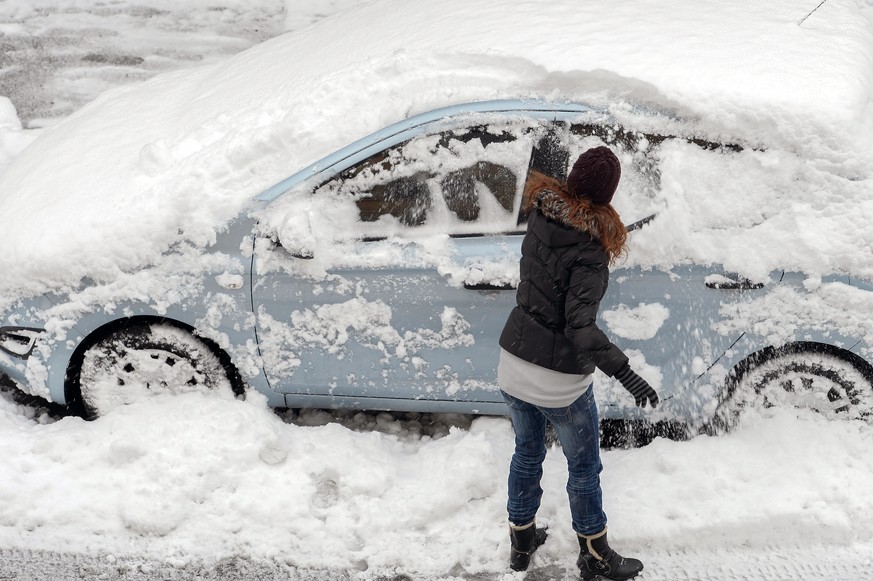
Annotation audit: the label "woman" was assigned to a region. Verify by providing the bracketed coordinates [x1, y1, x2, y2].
[498, 145, 658, 580]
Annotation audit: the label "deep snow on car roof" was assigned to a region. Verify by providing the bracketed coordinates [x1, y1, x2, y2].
[0, 0, 872, 303]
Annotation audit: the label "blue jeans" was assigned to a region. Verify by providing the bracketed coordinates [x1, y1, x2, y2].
[502, 387, 606, 535]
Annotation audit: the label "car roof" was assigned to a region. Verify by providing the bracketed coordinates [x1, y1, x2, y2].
[1, 0, 870, 300]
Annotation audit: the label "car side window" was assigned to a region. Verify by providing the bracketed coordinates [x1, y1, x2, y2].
[312, 122, 536, 238]
[513, 122, 665, 227]
[441, 161, 516, 222]
[568, 123, 662, 199]
[356, 173, 432, 227]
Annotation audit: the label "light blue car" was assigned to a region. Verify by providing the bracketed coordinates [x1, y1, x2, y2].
[2, 100, 871, 430]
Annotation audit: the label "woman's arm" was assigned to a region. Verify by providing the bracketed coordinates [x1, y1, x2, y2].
[563, 261, 629, 376]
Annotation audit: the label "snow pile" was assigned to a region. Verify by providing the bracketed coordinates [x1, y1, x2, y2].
[602, 303, 670, 341]
[1, 0, 872, 302]
[1, 391, 871, 578]
[628, 141, 873, 281]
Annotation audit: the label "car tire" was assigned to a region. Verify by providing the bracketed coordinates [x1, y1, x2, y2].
[75, 322, 237, 418]
[711, 342, 873, 431]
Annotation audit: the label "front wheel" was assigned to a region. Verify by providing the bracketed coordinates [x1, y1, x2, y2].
[714, 342, 873, 429]
[75, 322, 237, 418]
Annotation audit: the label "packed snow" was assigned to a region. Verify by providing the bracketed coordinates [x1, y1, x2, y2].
[2, 0, 873, 579]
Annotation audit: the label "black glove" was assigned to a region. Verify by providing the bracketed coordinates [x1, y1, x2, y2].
[614, 365, 659, 408]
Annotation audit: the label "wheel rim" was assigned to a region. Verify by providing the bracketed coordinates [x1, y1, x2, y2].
[79, 324, 232, 417]
[723, 350, 873, 422]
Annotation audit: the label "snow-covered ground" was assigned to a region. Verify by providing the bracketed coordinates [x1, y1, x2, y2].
[2, 1, 873, 579]
[2, 390, 872, 580]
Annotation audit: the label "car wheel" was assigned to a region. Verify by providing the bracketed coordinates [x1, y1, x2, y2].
[76, 322, 236, 418]
[712, 342, 873, 430]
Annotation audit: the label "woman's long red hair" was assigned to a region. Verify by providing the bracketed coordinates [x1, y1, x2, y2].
[523, 171, 628, 264]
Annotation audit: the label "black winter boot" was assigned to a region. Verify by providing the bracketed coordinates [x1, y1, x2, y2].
[509, 521, 548, 571]
[577, 527, 643, 581]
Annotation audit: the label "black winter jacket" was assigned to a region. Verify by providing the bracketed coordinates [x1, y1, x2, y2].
[499, 190, 629, 377]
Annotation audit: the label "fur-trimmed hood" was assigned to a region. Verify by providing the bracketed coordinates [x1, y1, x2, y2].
[531, 188, 592, 232]
[527, 186, 626, 259]
[528, 188, 599, 249]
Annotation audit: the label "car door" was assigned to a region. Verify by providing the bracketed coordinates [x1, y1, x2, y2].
[252, 117, 544, 410]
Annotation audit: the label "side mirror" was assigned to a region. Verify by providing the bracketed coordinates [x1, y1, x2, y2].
[278, 209, 316, 259]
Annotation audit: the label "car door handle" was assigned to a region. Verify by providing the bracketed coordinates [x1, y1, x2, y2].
[463, 283, 516, 291]
[705, 279, 764, 290]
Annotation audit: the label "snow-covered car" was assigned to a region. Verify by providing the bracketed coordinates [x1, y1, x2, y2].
[2, 2, 872, 430]
[2, 98, 872, 428]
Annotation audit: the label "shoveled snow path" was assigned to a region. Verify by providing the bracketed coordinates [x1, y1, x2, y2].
[3, 544, 871, 580]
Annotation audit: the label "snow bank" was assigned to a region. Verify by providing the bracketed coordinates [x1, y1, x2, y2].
[1, 392, 870, 577]
[1, 0, 872, 301]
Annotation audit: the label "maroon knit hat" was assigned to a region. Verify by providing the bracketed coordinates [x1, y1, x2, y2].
[567, 146, 621, 205]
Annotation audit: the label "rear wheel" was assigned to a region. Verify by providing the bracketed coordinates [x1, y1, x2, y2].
[76, 322, 236, 418]
[714, 342, 873, 430]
